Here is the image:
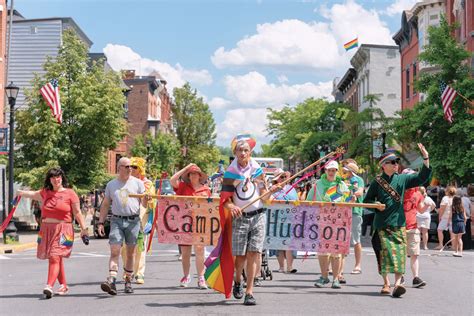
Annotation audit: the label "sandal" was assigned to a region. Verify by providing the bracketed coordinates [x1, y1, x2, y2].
[380, 285, 391, 295]
[351, 268, 362, 274]
[287, 269, 297, 274]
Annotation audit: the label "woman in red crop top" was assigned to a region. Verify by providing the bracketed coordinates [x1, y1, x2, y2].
[18, 167, 88, 299]
[170, 163, 211, 289]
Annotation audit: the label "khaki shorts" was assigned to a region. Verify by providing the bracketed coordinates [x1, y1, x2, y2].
[318, 253, 343, 259]
[406, 228, 420, 256]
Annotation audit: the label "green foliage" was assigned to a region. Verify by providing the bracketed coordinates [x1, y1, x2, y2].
[15, 29, 127, 190]
[392, 16, 474, 184]
[172, 83, 220, 171]
[265, 98, 348, 164]
[130, 133, 181, 179]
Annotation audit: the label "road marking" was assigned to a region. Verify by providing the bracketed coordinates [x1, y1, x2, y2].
[0, 255, 11, 260]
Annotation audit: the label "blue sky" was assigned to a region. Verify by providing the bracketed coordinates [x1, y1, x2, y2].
[15, 0, 417, 149]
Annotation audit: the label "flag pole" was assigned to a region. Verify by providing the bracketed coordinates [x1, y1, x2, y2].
[239, 147, 348, 212]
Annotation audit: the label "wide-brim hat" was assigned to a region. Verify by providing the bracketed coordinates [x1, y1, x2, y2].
[182, 165, 208, 184]
[273, 169, 291, 182]
[130, 157, 146, 176]
[343, 162, 359, 175]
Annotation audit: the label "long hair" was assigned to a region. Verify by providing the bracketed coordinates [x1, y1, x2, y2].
[452, 196, 464, 214]
[43, 168, 69, 190]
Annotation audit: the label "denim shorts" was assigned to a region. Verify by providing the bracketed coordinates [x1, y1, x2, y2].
[109, 216, 141, 245]
[351, 214, 363, 245]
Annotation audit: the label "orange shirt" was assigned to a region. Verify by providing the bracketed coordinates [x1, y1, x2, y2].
[40, 188, 79, 222]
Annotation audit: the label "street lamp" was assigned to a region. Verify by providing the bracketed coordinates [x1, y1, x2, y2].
[5, 82, 19, 242]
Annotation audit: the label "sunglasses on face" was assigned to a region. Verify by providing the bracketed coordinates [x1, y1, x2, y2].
[121, 165, 131, 169]
[384, 160, 399, 165]
[131, 166, 139, 170]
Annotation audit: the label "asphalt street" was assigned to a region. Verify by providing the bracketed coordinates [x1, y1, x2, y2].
[0, 235, 472, 316]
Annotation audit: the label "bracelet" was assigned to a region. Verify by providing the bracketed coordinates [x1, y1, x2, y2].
[423, 157, 429, 160]
[98, 222, 104, 226]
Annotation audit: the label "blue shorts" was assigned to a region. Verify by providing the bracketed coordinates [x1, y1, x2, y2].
[109, 216, 140, 245]
[351, 214, 363, 245]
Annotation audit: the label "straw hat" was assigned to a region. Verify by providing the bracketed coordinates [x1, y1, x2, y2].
[182, 165, 208, 184]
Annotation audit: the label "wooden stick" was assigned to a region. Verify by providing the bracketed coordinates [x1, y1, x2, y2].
[128, 193, 385, 209]
[239, 147, 346, 212]
[457, 92, 474, 108]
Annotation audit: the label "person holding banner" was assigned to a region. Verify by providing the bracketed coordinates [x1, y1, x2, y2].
[98, 157, 146, 295]
[363, 144, 432, 298]
[270, 169, 299, 274]
[171, 163, 211, 289]
[307, 160, 352, 289]
[17, 167, 89, 299]
[121, 157, 155, 285]
[340, 160, 365, 278]
[222, 135, 275, 306]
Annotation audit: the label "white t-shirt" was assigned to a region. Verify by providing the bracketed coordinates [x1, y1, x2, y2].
[233, 178, 264, 212]
[440, 196, 453, 220]
[417, 195, 435, 220]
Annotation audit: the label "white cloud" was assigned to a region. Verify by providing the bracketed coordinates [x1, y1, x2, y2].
[211, 0, 394, 70]
[103, 44, 212, 92]
[277, 75, 289, 83]
[223, 71, 333, 107]
[217, 108, 270, 149]
[381, 0, 418, 16]
[208, 97, 232, 110]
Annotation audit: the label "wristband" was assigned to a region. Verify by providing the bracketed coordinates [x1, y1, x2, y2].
[423, 157, 429, 160]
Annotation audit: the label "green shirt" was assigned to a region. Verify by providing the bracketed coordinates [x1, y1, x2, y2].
[363, 164, 432, 230]
[306, 174, 350, 202]
[349, 175, 365, 217]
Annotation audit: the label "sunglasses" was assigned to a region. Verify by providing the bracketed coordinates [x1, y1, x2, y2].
[121, 165, 131, 169]
[384, 160, 399, 165]
[131, 166, 139, 170]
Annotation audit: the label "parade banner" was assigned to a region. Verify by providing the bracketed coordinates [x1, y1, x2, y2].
[264, 201, 352, 254]
[156, 196, 222, 246]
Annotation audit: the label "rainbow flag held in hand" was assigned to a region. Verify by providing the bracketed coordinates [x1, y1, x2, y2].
[344, 37, 358, 51]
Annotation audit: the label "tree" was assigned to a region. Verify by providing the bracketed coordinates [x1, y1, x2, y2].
[15, 29, 127, 190]
[391, 16, 473, 184]
[265, 98, 348, 164]
[172, 83, 220, 173]
[130, 133, 181, 179]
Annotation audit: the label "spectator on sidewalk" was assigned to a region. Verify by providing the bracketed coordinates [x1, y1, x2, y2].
[435, 186, 456, 250]
[451, 196, 467, 257]
[417, 187, 436, 250]
[17, 167, 88, 299]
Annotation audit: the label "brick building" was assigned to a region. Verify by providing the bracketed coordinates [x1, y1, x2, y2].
[106, 70, 174, 174]
[446, 0, 474, 68]
[393, 0, 445, 110]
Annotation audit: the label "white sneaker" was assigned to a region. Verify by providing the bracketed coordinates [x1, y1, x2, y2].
[180, 275, 192, 287]
[197, 276, 208, 289]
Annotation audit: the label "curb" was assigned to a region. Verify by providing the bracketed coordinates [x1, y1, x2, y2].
[0, 242, 37, 254]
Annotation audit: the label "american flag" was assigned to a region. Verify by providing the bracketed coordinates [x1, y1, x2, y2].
[40, 79, 62, 124]
[439, 81, 457, 123]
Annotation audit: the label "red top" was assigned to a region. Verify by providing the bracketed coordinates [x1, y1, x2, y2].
[174, 181, 211, 197]
[403, 188, 424, 230]
[40, 188, 79, 222]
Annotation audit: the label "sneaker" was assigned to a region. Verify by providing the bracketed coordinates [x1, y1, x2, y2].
[135, 275, 145, 285]
[253, 278, 263, 287]
[339, 275, 347, 284]
[43, 285, 53, 299]
[453, 253, 463, 257]
[233, 282, 244, 299]
[197, 276, 208, 289]
[100, 277, 117, 295]
[124, 277, 134, 294]
[314, 276, 330, 288]
[55, 285, 69, 296]
[412, 277, 426, 288]
[243, 293, 257, 306]
[392, 285, 406, 298]
[331, 279, 341, 289]
[179, 275, 192, 287]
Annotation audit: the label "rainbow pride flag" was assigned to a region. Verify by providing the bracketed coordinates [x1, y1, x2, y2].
[344, 37, 358, 51]
[326, 185, 343, 201]
[60, 234, 74, 247]
[204, 191, 234, 298]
